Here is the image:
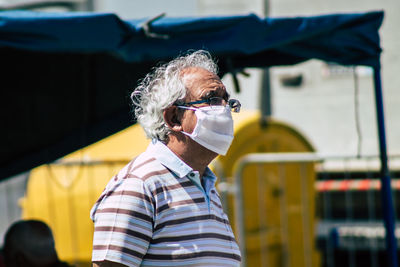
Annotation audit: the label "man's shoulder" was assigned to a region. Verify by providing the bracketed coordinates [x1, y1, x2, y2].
[90, 151, 164, 220]
[115, 151, 171, 183]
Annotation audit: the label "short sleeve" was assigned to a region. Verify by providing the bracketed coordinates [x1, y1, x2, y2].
[91, 177, 154, 267]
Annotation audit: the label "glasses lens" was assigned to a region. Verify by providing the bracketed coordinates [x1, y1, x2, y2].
[209, 97, 225, 106]
[228, 99, 241, 113]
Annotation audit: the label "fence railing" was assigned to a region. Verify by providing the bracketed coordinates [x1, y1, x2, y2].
[218, 153, 400, 267]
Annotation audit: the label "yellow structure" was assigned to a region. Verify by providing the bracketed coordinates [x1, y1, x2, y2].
[213, 112, 320, 267]
[21, 110, 320, 267]
[20, 123, 149, 266]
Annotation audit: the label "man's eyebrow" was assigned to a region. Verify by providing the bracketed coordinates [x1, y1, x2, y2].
[202, 88, 229, 100]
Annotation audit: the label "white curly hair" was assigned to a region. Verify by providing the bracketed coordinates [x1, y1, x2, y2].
[131, 50, 218, 141]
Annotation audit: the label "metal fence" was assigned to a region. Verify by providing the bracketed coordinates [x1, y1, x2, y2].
[315, 154, 400, 267]
[218, 153, 400, 267]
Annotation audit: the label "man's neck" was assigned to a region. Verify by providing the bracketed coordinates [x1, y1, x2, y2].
[165, 134, 217, 176]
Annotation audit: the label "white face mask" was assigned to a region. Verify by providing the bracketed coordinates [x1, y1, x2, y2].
[179, 105, 234, 155]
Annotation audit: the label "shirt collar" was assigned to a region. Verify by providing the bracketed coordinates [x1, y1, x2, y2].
[203, 167, 217, 183]
[147, 139, 193, 178]
[147, 140, 217, 182]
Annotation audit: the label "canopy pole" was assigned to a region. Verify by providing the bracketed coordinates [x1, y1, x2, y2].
[260, 0, 272, 125]
[260, 68, 272, 119]
[373, 66, 398, 267]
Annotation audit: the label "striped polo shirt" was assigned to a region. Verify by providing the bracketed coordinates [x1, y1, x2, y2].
[90, 140, 241, 267]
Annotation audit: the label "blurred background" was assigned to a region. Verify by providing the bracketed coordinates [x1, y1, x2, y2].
[0, 0, 399, 266]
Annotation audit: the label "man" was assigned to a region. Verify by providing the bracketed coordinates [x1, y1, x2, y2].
[91, 50, 242, 266]
[3, 220, 71, 267]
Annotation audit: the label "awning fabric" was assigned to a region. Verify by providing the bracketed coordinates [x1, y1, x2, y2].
[0, 10, 384, 180]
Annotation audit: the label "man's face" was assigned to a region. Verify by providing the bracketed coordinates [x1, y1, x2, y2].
[180, 67, 229, 135]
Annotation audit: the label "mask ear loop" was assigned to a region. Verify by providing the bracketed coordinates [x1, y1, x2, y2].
[179, 107, 203, 138]
[176, 106, 198, 111]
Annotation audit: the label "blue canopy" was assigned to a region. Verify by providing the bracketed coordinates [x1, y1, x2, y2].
[1, 10, 383, 66]
[0, 10, 384, 180]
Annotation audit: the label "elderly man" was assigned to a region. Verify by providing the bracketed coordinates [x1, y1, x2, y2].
[91, 50, 241, 267]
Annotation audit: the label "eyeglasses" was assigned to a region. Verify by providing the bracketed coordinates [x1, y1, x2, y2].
[175, 96, 241, 113]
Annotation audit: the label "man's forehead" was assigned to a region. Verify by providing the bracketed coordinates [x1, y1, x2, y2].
[181, 67, 219, 81]
[181, 67, 224, 91]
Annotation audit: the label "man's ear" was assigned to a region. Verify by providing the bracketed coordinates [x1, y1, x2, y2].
[163, 106, 183, 132]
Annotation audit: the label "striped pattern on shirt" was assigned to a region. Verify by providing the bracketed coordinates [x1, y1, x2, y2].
[91, 150, 241, 267]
